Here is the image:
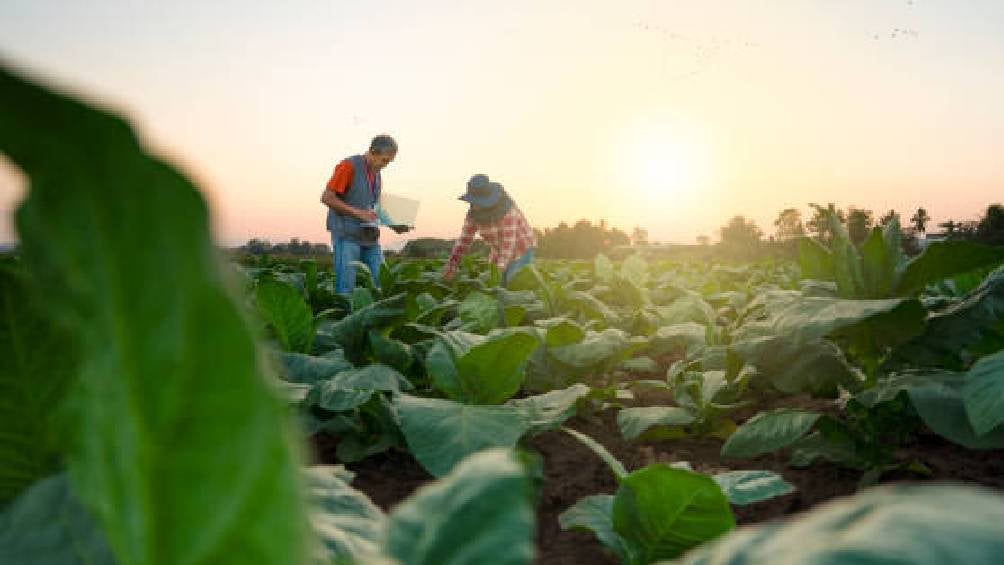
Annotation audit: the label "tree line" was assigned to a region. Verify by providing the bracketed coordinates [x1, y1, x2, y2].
[236, 202, 1003, 261]
[717, 202, 1004, 255]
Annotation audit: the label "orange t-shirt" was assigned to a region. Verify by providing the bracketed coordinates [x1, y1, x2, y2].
[325, 157, 376, 195]
[325, 159, 354, 195]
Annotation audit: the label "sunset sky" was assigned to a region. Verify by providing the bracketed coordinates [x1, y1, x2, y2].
[2, 1, 1002, 248]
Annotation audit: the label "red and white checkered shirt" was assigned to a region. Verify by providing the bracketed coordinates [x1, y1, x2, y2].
[444, 205, 536, 276]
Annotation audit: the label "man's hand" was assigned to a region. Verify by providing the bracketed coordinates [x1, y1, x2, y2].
[355, 208, 378, 223]
[390, 225, 412, 234]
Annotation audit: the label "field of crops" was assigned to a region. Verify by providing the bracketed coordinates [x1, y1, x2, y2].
[4, 67, 1004, 564]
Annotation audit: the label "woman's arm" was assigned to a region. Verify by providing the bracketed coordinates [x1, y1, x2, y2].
[443, 217, 478, 280]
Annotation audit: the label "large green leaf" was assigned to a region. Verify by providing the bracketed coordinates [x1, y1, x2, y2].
[457, 291, 499, 333]
[674, 484, 1004, 565]
[961, 351, 1004, 435]
[427, 329, 540, 405]
[858, 219, 903, 298]
[0, 474, 115, 565]
[383, 448, 535, 565]
[326, 293, 408, 363]
[550, 328, 634, 369]
[712, 470, 795, 506]
[594, 253, 616, 282]
[892, 266, 1004, 370]
[620, 254, 649, 288]
[908, 373, 1004, 449]
[304, 466, 385, 563]
[617, 406, 696, 440]
[308, 364, 413, 412]
[558, 495, 630, 561]
[0, 268, 77, 505]
[394, 395, 530, 477]
[721, 409, 821, 458]
[656, 295, 717, 327]
[649, 323, 708, 357]
[454, 329, 540, 404]
[895, 241, 1004, 296]
[735, 291, 916, 343]
[505, 383, 591, 434]
[541, 318, 586, 347]
[2, 67, 308, 564]
[731, 335, 857, 396]
[256, 278, 314, 353]
[368, 330, 414, 374]
[279, 350, 353, 385]
[798, 237, 835, 282]
[613, 465, 735, 563]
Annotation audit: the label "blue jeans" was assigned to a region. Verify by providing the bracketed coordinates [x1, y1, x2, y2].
[504, 248, 535, 285]
[332, 235, 383, 295]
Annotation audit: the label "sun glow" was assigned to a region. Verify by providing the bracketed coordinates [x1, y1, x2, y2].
[612, 119, 711, 204]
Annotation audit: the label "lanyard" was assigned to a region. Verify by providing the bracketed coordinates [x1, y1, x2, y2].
[363, 158, 377, 197]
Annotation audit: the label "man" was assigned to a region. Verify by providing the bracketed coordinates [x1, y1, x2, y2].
[321, 134, 409, 294]
[442, 174, 536, 284]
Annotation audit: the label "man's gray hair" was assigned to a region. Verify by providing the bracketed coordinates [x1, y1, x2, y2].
[369, 134, 398, 155]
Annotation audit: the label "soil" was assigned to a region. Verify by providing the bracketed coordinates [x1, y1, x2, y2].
[309, 393, 1004, 565]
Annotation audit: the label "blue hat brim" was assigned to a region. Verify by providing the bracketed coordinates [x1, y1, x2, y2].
[459, 185, 502, 208]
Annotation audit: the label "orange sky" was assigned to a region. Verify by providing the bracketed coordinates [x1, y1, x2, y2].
[2, 1, 1003, 248]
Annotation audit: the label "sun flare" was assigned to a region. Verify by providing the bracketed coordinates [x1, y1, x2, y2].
[612, 120, 710, 205]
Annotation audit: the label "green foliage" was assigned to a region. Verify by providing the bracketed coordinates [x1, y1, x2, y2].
[536, 219, 631, 259]
[675, 484, 1004, 565]
[891, 266, 1004, 370]
[560, 468, 737, 565]
[384, 449, 535, 564]
[721, 409, 821, 459]
[0, 267, 77, 505]
[394, 395, 530, 477]
[426, 328, 540, 404]
[305, 449, 535, 565]
[505, 384, 591, 434]
[711, 470, 795, 506]
[0, 474, 115, 565]
[2, 66, 307, 564]
[457, 290, 499, 333]
[322, 293, 408, 363]
[256, 277, 316, 353]
[304, 465, 386, 562]
[799, 209, 1004, 299]
[307, 364, 413, 412]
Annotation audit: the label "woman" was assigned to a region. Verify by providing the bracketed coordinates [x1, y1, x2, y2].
[442, 174, 536, 284]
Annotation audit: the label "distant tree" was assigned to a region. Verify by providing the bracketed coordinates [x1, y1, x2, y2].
[807, 203, 845, 242]
[696, 235, 711, 246]
[773, 208, 805, 241]
[846, 207, 875, 246]
[631, 226, 649, 246]
[938, 219, 959, 236]
[243, 238, 272, 255]
[959, 220, 980, 239]
[401, 237, 456, 258]
[910, 207, 931, 234]
[536, 219, 629, 259]
[879, 209, 900, 228]
[977, 203, 1004, 245]
[719, 215, 763, 258]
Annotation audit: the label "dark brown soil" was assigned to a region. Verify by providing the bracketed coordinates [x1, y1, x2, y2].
[309, 395, 1004, 565]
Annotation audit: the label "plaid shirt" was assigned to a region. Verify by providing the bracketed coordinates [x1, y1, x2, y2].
[444, 205, 536, 276]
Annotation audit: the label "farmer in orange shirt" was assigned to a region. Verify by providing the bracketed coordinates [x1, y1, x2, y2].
[321, 135, 409, 294]
[443, 174, 536, 284]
